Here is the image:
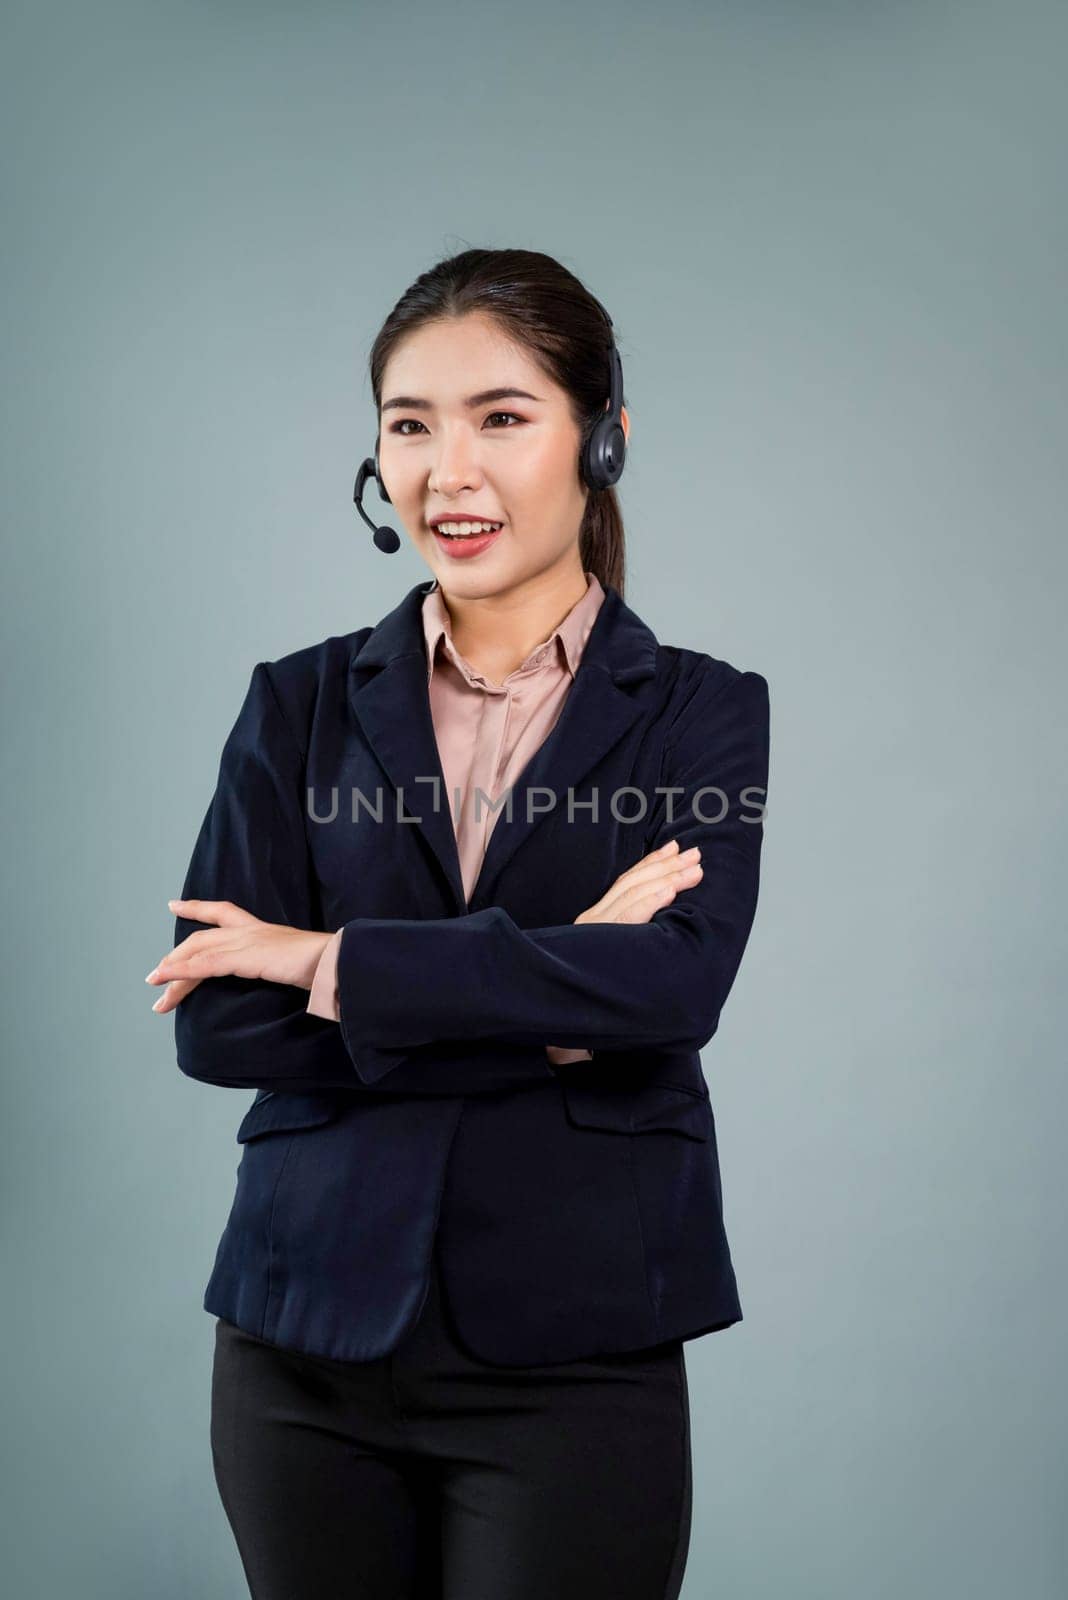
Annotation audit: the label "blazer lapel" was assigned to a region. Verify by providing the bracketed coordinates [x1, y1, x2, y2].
[347, 579, 660, 916]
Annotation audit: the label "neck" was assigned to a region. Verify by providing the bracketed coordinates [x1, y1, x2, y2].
[438, 560, 589, 684]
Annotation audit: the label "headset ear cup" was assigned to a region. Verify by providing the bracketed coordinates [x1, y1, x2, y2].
[579, 427, 599, 492]
[583, 417, 627, 491]
[605, 419, 626, 481]
[581, 336, 627, 491]
[373, 434, 392, 506]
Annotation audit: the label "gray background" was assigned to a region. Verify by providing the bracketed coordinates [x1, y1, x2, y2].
[2, 1, 1064, 1595]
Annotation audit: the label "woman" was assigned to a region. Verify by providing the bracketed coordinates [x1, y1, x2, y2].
[147, 247, 770, 1599]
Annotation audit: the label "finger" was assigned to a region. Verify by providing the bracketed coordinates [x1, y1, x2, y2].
[602, 840, 678, 897]
[621, 842, 698, 887]
[608, 861, 704, 922]
[618, 865, 704, 925]
[622, 881, 680, 924]
[627, 861, 703, 908]
[635, 839, 680, 867]
[167, 899, 259, 926]
[146, 927, 225, 983]
[151, 977, 202, 1014]
[150, 946, 242, 983]
[595, 846, 701, 915]
[148, 916, 272, 982]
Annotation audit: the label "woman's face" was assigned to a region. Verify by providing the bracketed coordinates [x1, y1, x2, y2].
[377, 311, 627, 598]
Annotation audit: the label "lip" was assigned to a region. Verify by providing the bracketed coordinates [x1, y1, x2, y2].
[432, 522, 504, 559]
[426, 513, 504, 529]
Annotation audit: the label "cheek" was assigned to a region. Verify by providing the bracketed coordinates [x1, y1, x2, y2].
[388, 475, 430, 533]
[510, 434, 583, 509]
[378, 446, 421, 498]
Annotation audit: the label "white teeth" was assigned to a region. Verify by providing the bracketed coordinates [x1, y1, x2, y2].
[434, 521, 502, 538]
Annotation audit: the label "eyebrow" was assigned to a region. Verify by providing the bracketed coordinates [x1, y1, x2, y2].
[381, 387, 545, 414]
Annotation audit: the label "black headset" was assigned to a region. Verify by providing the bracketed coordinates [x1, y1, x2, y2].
[353, 296, 626, 554]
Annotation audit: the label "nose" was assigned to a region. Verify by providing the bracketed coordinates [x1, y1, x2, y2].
[429, 428, 484, 496]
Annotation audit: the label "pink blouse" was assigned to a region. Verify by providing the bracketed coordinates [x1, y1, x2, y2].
[306, 572, 607, 1066]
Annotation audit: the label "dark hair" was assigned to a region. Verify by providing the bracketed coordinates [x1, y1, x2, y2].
[368, 247, 627, 599]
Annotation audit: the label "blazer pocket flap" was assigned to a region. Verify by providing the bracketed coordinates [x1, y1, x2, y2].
[562, 1082, 711, 1141]
[236, 1090, 344, 1143]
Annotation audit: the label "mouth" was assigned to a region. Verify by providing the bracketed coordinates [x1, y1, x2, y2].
[430, 519, 505, 558]
[428, 518, 504, 538]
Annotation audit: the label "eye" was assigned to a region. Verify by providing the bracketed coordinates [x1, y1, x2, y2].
[387, 412, 525, 436]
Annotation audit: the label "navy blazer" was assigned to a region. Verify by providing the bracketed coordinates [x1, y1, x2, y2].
[173, 579, 770, 1367]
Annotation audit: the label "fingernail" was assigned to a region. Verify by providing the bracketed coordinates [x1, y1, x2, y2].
[145, 969, 159, 983]
[151, 997, 164, 1012]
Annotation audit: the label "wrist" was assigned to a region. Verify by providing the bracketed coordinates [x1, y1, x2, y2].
[297, 930, 336, 992]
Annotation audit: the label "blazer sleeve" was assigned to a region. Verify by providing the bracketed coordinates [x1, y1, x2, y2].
[305, 933, 594, 1067]
[172, 663, 560, 1095]
[333, 663, 770, 1085]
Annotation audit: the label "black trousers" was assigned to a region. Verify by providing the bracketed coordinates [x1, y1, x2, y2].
[210, 1250, 693, 1599]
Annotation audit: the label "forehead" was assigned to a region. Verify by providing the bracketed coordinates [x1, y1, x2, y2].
[381, 313, 563, 406]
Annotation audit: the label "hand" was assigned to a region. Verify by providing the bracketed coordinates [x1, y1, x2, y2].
[574, 838, 702, 926]
[146, 899, 334, 1015]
